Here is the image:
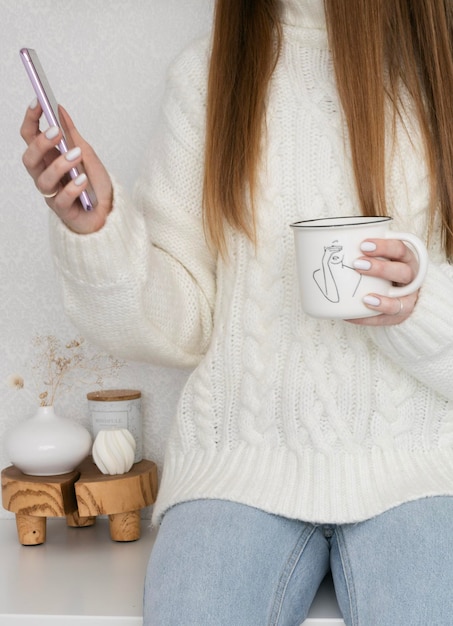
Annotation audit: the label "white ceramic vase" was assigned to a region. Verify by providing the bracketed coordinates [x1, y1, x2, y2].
[5, 405, 92, 476]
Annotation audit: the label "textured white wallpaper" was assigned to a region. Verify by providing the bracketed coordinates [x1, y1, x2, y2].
[0, 0, 213, 518]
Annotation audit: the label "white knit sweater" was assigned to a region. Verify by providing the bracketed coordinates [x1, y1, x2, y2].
[50, 0, 453, 525]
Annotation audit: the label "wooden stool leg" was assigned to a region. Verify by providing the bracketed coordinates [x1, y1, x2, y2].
[108, 510, 141, 542]
[66, 511, 96, 528]
[15, 513, 46, 545]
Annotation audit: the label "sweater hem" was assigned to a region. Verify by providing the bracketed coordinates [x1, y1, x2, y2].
[151, 443, 453, 526]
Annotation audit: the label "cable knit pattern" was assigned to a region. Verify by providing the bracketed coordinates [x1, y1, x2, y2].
[50, 0, 453, 525]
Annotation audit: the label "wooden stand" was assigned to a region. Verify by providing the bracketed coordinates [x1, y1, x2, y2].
[1, 458, 158, 545]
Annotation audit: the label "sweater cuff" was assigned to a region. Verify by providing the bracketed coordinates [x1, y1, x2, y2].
[49, 178, 147, 286]
[369, 262, 453, 362]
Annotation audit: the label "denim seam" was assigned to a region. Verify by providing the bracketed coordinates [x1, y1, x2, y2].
[268, 525, 318, 626]
[335, 526, 359, 626]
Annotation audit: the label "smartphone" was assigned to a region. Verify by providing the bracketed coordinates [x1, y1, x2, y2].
[20, 47, 96, 211]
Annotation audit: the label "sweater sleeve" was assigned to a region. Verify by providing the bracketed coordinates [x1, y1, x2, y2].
[49, 37, 216, 369]
[368, 259, 453, 401]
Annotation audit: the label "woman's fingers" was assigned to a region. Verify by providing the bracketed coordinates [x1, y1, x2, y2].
[22, 107, 62, 184]
[20, 102, 113, 233]
[20, 98, 42, 144]
[348, 290, 419, 326]
[347, 237, 421, 326]
[59, 106, 112, 204]
[357, 238, 419, 283]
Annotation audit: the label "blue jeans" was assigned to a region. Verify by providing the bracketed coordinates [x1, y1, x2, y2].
[143, 497, 453, 625]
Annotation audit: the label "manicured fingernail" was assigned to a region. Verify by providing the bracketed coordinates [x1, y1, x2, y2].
[363, 295, 381, 307]
[361, 241, 377, 252]
[65, 147, 82, 162]
[29, 97, 38, 109]
[74, 173, 87, 187]
[45, 126, 59, 140]
[353, 259, 372, 270]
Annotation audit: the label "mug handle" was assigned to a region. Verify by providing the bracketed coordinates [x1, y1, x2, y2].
[385, 232, 428, 297]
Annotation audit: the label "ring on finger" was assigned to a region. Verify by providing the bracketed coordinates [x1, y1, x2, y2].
[39, 188, 59, 198]
[394, 297, 404, 316]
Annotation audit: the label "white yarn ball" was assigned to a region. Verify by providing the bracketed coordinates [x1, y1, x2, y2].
[92, 428, 136, 475]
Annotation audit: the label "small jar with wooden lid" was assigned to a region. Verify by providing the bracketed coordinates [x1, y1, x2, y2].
[87, 389, 143, 463]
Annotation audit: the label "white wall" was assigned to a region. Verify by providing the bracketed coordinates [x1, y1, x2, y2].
[0, 0, 214, 518]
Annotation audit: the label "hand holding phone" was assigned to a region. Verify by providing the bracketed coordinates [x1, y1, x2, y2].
[20, 48, 96, 211]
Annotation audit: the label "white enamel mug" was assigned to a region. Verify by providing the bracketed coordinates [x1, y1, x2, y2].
[291, 216, 428, 319]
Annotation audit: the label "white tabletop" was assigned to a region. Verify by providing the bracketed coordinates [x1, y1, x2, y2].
[0, 518, 344, 625]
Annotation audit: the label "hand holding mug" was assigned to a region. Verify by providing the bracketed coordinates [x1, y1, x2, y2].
[348, 235, 421, 325]
[291, 216, 428, 321]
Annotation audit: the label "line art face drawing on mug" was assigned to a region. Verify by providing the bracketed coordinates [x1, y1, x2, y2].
[312, 239, 362, 303]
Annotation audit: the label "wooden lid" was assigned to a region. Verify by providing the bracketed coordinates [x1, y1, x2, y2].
[86, 389, 141, 402]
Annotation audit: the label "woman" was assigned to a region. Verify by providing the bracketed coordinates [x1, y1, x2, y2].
[20, 1, 453, 624]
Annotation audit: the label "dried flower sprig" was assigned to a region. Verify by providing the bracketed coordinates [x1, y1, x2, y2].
[7, 335, 125, 406]
[6, 374, 24, 390]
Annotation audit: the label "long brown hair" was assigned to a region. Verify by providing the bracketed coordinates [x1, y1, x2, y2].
[203, 0, 453, 260]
